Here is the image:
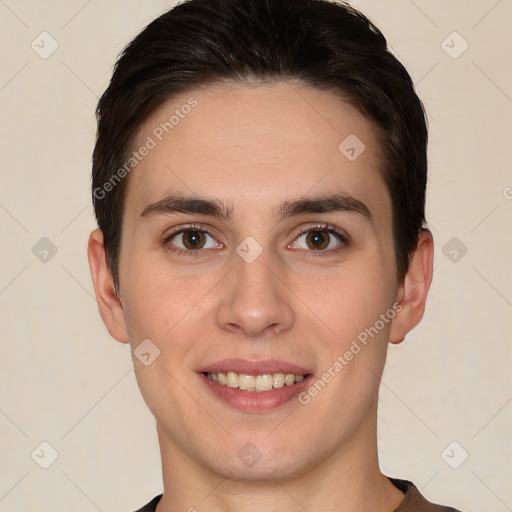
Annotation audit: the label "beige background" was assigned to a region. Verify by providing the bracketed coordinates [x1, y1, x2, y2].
[0, 1, 511, 511]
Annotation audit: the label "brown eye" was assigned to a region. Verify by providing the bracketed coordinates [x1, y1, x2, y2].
[166, 228, 221, 254]
[290, 225, 348, 254]
[181, 230, 206, 250]
[305, 230, 330, 250]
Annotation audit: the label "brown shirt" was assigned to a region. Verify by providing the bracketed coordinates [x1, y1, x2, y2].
[389, 478, 462, 511]
[134, 477, 462, 511]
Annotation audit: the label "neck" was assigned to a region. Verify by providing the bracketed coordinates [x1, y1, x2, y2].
[155, 402, 404, 512]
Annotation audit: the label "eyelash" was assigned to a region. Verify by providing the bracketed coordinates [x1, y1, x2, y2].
[291, 223, 349, 259]
[163, 223, 217, 258]
[163, 222, 349, 258]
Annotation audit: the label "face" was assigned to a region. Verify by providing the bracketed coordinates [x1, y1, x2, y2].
[91, 81, 424, 482]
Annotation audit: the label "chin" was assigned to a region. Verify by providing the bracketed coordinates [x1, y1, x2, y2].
[197, 435, 320, 483]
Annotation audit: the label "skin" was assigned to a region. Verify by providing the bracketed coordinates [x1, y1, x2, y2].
[88, 81, 433, 512]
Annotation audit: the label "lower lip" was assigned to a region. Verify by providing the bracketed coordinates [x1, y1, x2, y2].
[199, 373, 312, 412]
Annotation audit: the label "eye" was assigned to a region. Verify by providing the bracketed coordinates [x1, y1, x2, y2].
[163, 223, 348, 257]
[164, 224, 222, 255]
[289, 224, 348, 253]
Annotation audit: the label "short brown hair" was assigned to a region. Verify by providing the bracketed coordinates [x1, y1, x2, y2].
[92, 0, 428, 289]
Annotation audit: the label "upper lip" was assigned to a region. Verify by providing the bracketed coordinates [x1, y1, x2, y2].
[197, 358, 311, 376]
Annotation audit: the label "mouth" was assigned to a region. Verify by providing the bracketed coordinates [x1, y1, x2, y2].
[204, 371, 306, 392]
[197, 359, 313, 411]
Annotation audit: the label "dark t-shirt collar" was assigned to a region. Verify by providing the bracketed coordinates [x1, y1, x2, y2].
[133, 477, 462, 511]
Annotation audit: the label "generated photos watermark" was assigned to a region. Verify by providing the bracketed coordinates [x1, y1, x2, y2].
[298, 302, 402, 404]
[93, 97, 198, 200]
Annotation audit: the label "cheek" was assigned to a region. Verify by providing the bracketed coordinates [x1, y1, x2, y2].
[119, 253, 176, 338]
[119, 252, 219, 346]
[305, 271, 396, 411]
[293, 257, 396, 338]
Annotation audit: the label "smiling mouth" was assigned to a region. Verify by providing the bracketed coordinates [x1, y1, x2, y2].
[204, 371, 306, 392]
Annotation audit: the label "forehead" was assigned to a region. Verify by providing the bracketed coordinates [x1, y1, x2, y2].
[125, 81, 390, 227]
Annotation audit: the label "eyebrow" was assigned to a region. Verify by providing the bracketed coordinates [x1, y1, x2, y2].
[140, 191, 372, 223]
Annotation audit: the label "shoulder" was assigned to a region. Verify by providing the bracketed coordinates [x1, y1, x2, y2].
[389, 477, 463, 512]
[131, 494, 162, 512]
[131, 481, 463, 512]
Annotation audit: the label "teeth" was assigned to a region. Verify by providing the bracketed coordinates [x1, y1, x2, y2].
[206, 371, 306, 391]
[226, 371, 238, 388]
[273, 373, 285, 388]
[256, 374, 273, 391]
[238, 374, 256, 390]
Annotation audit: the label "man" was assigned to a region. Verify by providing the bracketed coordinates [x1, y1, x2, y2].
[87, 0, 461, 510]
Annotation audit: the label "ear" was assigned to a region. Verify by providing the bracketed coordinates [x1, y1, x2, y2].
[87, 229, 129, 343]
[389, 229, 434, 344]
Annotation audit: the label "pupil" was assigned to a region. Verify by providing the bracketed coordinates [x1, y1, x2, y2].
[307, 230, 328, 250]
[185, 230, 204, 249]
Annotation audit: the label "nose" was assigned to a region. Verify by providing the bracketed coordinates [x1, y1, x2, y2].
[216, 249, 295, 339]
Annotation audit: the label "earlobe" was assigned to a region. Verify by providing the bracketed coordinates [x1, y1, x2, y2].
[87, 229, 129, 344]
[389, 229, 434, 345]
